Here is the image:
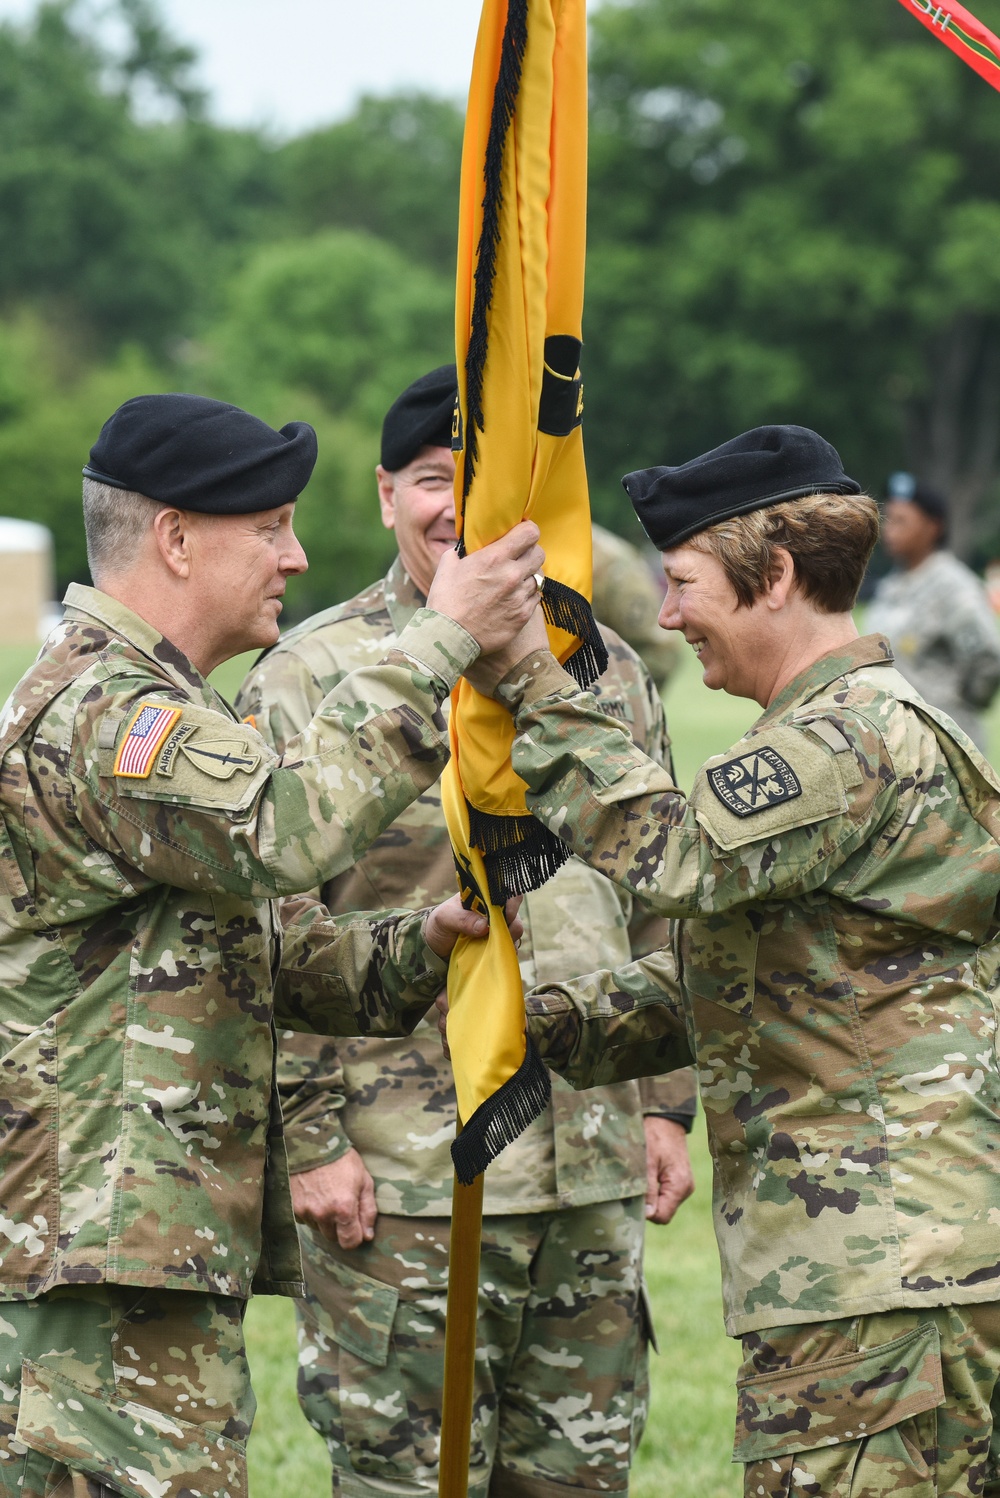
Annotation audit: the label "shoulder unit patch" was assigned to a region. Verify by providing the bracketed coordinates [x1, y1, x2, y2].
[708, 746, 802, 818]
[180, 737, 261, 780]
[114, 702, 183, 779]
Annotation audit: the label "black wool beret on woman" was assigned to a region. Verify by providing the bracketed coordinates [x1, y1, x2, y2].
[623, 425, 861, 551]
[381, 364, 458, 472]
[84, 393, 318, 514]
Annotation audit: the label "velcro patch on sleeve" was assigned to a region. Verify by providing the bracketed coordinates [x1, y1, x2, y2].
[692, 725, 848, 852]
[113, 702, 183, 779]
[110, 699, 274, 812]
[707, 747, 802, 818]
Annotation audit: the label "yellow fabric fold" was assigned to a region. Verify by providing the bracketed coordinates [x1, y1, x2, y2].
[444, 0, 592, 1158]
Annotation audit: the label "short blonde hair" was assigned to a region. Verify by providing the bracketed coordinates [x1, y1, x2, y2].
[82, 477, 158, 583]
[688, 491, 880, 613]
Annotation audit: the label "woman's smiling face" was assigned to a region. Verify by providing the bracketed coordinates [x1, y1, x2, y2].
[658, 543, 777, 700]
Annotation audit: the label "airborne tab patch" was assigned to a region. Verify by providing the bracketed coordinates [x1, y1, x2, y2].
[114, 702, 183, 779]
[708, 746, 802, 818]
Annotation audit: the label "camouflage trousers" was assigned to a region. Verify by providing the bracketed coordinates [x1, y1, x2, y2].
[0, 1285, 255, 1498]
[295, 1195, 651, 1498]
[735, 1302, 1000, 1497]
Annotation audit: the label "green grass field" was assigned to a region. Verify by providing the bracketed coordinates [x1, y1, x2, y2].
[2, 630, 997, 1496]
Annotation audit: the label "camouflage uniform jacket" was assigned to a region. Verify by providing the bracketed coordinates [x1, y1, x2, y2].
[511, 635, 1000, 1335]
[0, 583, 479, 1302]
[236, 559, 697, 1216]
[868, 549, 1000, 751]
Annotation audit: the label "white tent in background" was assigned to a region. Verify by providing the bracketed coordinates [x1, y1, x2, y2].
[0, 518, 55, 646]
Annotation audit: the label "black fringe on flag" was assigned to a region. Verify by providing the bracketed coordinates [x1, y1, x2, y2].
[540, 578, 609, 688]
[451, 1035, 551, 1184]
[467, 802, 571, 905]
[462, 0, 529, 507]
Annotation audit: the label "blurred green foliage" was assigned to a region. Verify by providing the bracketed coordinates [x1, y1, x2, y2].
[2, 0, 1000, 613]
[583, 0, 1000, 553]
[275, 94, 464, 273]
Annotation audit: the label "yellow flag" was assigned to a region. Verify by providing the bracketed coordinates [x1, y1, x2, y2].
[444, 0, 600, 1183]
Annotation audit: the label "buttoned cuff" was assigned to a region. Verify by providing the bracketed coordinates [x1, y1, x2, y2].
[396, 608, 480, 691]
[494, 649, 580, 713]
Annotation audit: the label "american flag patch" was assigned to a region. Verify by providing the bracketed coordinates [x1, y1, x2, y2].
[113, 702, 183, 779]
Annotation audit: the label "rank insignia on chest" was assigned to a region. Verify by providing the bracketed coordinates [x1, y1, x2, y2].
[114, 702, 183, 779]
[708, 746, 802, 817]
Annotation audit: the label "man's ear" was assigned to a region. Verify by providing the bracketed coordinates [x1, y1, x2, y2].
[376, 466, 397, 532]
[764, 545, 797, 611]
[152, 508, 193, 579]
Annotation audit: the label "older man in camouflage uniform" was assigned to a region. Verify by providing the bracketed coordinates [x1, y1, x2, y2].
[0, 394, 540, 1498]
[467, 424, 1000, 1498]
[236, 366, 697, 1498]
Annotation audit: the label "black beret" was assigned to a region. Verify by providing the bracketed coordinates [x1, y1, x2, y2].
[886, 471, 948, 525]
[381, 365, 457, 472]
[83, 393, 318, 514]
[623, 425, 862, 551]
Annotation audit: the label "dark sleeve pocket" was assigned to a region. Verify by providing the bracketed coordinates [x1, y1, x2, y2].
[733, 1321, 944, 1464]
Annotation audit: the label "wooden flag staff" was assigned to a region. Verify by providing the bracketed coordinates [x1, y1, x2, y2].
[439, 0, 596, 1492]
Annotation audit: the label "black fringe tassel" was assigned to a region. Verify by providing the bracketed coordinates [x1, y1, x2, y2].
[462, 0, 530, 510]
[452, 1035, 551, 1184]
[540, 577, 609, 688]
[467, 802, 571, 905]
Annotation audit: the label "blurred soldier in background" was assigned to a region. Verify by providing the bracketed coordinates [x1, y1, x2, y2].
[237, 365, 697, 1498]
[868, 471, 1000, 751]
[591, 522, 679, 689]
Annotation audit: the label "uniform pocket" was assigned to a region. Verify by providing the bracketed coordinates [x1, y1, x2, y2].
[15, 1358, 247, 1498]
[0, 1020, 58, 1285]
[734, 1319, 944, 1464]
[680, 908, 761, 1017]
[304, 1251, 399, 1367]
[300, 1251, 421, 1481]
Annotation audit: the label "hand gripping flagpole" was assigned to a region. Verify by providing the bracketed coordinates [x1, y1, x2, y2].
[439, 2, 600, 1492]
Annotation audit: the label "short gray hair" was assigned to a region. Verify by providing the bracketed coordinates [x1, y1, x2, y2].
[82, 477, 159, 583]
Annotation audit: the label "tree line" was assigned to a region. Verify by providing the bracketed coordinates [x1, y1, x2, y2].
[1, 0, 999, 615]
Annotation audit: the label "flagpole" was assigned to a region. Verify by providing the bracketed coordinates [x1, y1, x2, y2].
[440, 4, 594, 1492]
[439, 1165, 484, 1498]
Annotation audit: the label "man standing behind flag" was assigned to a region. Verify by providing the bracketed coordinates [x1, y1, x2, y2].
[237, 365, 697, 1498]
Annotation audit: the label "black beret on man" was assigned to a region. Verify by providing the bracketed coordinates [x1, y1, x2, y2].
[381, 364, 458, 472]
[83, 393, 318, 515]
[623, 424, 862, 551]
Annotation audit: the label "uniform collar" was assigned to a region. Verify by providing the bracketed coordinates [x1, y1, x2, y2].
[757, 633, 895, 727]
[61, 582, 227, 709]
[383, 556, 427, 637]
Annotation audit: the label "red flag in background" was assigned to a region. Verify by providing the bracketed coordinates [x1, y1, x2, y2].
[897, 0, 1000, 91]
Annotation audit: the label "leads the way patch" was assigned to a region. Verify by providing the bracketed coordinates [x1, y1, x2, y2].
[708, 746, 802, 818]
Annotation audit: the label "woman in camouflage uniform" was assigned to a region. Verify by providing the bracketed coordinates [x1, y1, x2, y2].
[466, 424, 1000, 1498]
